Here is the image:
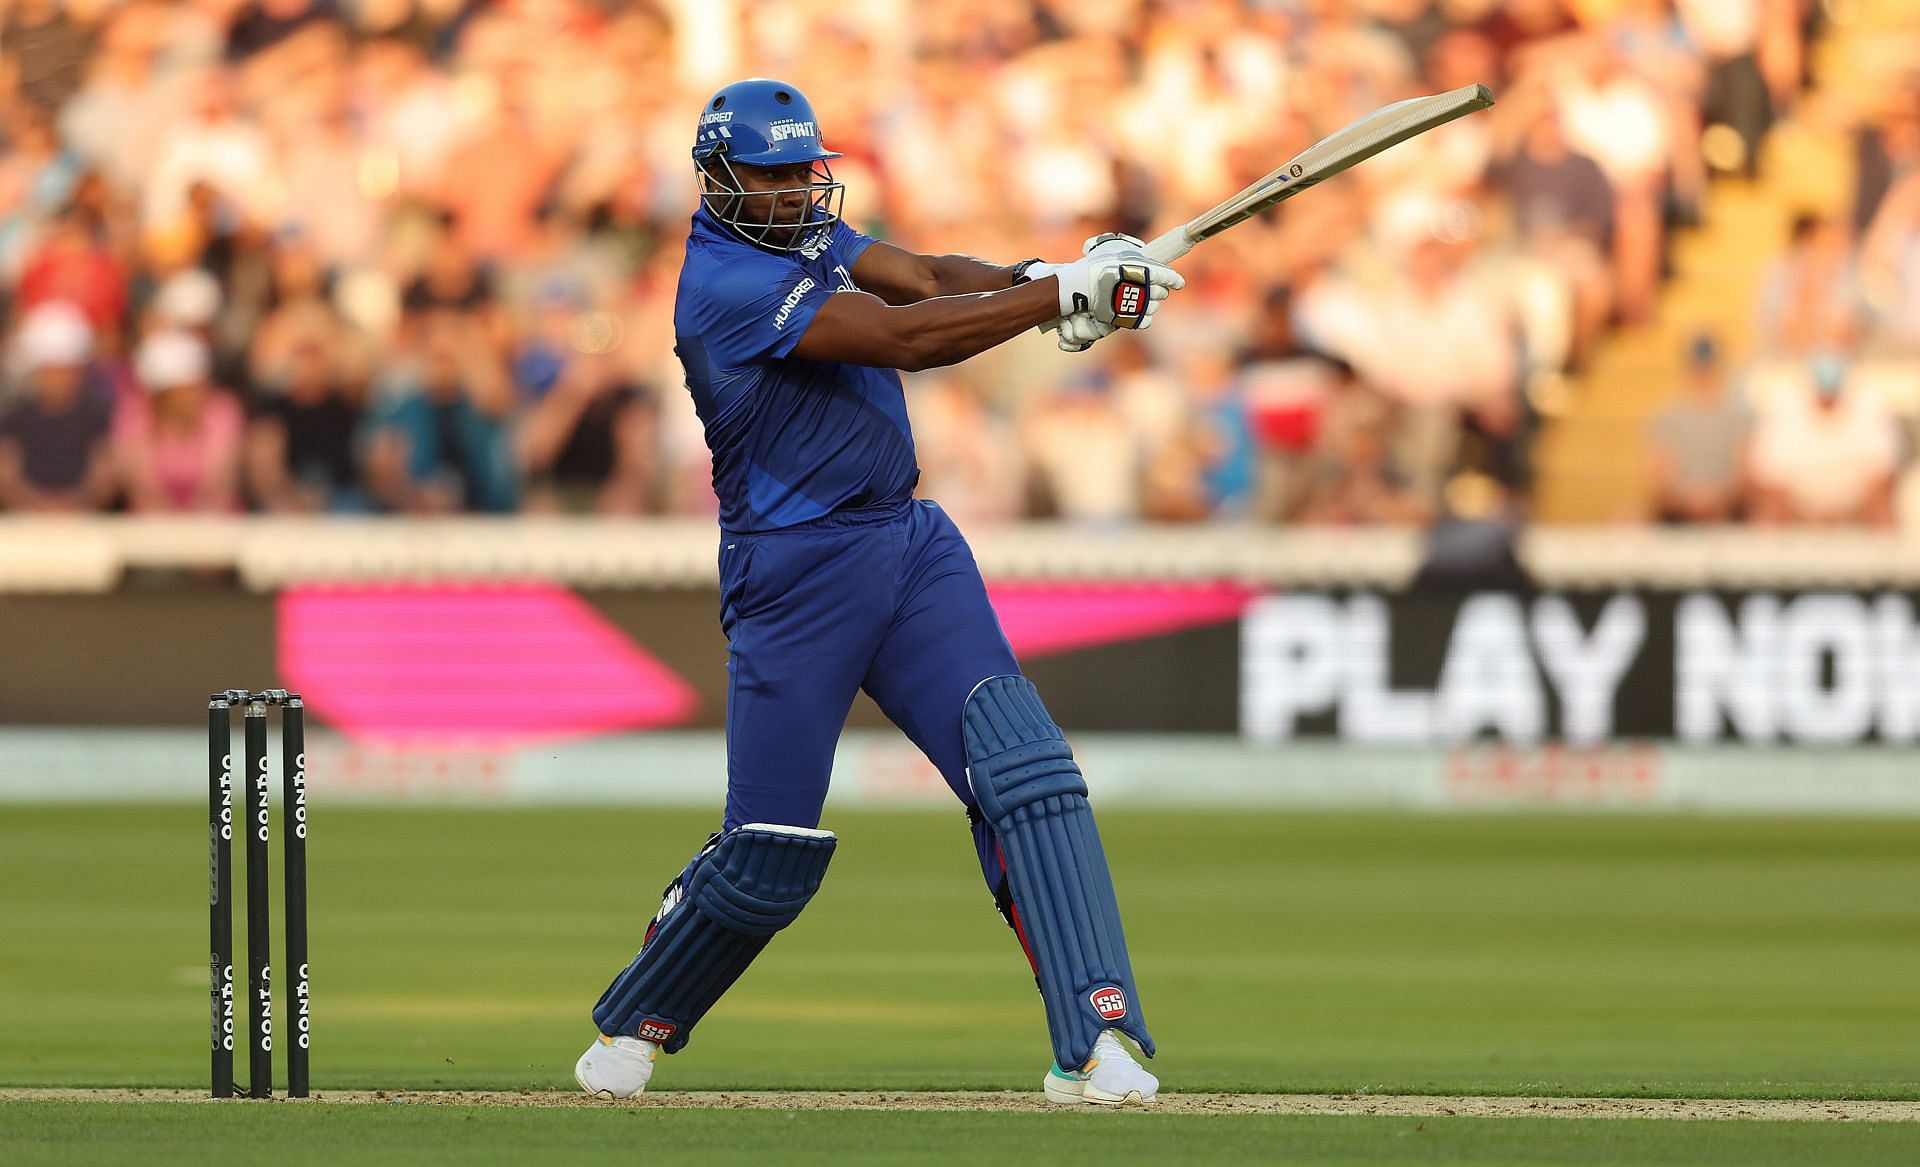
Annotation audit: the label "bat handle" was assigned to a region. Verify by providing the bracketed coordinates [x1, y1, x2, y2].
[1140, 228, 1194, 266]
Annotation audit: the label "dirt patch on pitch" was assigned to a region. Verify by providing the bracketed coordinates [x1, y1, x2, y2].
[3, 1088, 1915, 1121]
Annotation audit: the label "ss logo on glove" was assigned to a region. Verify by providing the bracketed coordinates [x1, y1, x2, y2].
[1108, 264, 1150, 330]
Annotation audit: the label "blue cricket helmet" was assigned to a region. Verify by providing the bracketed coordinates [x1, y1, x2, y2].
[693, 79, 845, 255]
[693, 78, 843, 166]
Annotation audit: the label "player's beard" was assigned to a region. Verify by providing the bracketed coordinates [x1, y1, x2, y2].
[700, 186, 805, 248]
[743, 193, 808, 247]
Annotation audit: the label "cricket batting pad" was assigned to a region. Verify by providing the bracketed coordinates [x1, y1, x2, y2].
[964, 675, 1154, 1069]
[592, 823, 836, 1052]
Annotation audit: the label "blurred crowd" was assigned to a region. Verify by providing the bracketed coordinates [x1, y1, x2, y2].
[0, 0, 1834, 527]
[1649, 86, 1920, 529]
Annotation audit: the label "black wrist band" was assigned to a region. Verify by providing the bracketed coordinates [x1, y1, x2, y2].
[1010, 258, 1046, 285]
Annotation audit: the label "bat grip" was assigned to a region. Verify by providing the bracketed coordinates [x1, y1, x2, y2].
[1141, 229, 1194, 266]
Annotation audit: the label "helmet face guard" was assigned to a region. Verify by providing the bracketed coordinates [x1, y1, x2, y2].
[696, 153, 845, 257]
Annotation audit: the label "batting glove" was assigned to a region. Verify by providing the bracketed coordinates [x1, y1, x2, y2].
[1022, 233, 1183, 351]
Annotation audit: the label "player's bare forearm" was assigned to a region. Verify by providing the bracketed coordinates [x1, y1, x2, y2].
[792, 280, 1059, 371]
[850, 240, 1021, 305]
[924, 253, 1023, 296]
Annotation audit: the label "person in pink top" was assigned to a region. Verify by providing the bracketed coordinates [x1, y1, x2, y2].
[115, 329, 244, 513]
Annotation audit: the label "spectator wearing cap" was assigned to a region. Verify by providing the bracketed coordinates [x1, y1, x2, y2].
[1749, 351, 1901, 526]
[114, 329, 245, 512]
[147, 266, 237, 381]
[1647, 333, 1752, 523]
[0, 302, 114, 512]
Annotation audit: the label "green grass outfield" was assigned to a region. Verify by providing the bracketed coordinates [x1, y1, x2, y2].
[2, 806, 1917, 1163]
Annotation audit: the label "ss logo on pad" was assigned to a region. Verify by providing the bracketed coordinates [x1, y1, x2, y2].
[638, 1020, 678, 1043]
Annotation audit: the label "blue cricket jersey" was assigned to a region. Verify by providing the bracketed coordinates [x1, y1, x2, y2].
[674, 207, 920, 532]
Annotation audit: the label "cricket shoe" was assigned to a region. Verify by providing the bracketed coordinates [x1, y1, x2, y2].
[574, 1033, 660, 1099]
[1042, 1029, 1157, 1106]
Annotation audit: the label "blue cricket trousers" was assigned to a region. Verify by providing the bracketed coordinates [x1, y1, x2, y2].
[717, 498, 1018, 882]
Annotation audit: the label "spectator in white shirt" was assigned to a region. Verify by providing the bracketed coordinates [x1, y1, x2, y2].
[1750, 352, 1902, 526]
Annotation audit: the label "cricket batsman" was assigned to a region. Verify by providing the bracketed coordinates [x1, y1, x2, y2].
[574, 78, 1182, 1107]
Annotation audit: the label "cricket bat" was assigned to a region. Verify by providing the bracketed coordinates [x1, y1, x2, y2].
[1141, 84, 1495, 265]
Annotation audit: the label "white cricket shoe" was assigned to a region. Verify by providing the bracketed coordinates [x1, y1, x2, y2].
[574, 1033, 660, 1099]
[1042, 1029, 1158, 1106]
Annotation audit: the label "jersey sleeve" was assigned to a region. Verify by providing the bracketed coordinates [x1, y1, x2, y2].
[827, 220, 878, 270]
[692, 250, 836, 368]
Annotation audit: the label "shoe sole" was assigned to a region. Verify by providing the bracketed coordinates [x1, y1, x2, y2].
[1043, 1074, 1083, 1105]
[1043, 1074, 1154, 1107]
